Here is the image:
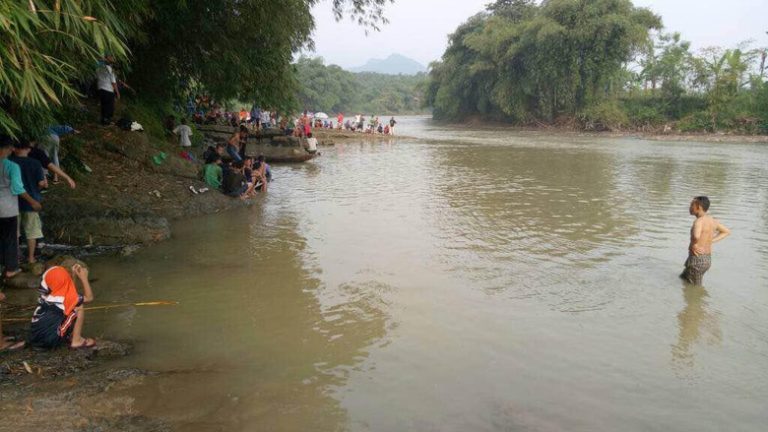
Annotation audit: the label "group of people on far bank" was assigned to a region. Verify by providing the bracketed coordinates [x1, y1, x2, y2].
[339, 114, 397, 135]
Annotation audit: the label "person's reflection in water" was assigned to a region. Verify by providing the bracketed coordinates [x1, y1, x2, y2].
[672, 282, 722, 369]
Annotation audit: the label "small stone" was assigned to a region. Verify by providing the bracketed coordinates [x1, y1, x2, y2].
[3, 272, 42, 289]
[27, 262, 45, 276]
[120, 245, 141, 257]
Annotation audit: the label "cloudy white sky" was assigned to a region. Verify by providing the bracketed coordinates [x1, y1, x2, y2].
[309, 0, 768, 69]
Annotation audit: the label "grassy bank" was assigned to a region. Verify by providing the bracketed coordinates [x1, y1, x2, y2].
[43, 100, 252, 247]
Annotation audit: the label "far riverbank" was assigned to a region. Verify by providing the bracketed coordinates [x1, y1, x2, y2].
[427, 117, 768, 144]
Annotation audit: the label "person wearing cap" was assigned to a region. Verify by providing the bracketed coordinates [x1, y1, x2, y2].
[10, 139, 47, 264]
[28, 137, 76, 189]
[28, 258, 95, 349]
[0, 136, 41, 279]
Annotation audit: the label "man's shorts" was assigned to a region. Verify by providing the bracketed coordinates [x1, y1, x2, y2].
[682, 254, 711, 286]
[20, 212, 43, 240]
[28, 302, 76, 349]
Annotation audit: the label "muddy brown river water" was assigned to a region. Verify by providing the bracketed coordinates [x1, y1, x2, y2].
[82, 117, 767, 431]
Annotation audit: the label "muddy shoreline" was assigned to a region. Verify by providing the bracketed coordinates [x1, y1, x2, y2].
[432, 118, 768, 144]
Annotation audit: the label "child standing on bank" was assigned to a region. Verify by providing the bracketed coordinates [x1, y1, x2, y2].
[10, 139, 47, 264]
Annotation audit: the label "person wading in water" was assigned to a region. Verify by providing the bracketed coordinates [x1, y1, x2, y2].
[681, 196, 731, 286]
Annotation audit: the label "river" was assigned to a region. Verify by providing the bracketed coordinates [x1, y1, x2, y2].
[85, 117, 767, 431]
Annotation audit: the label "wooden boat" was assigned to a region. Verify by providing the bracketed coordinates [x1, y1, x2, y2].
[196, 125, 316, 163]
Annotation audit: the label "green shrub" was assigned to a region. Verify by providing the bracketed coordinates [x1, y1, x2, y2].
[59, 135, 90, 180]
[123, 98, 170, 140]
[677, 111, 712, 132]
[578, 101, 629, 131]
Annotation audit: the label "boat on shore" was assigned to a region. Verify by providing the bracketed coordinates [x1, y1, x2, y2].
[196, 124, 317, 163]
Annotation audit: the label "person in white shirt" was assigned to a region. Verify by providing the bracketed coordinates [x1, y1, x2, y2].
[96, 55, 120, 125]
[261, 111, 271, 129]
[173, 118, 193, 147]
[305, 133, 318, 154]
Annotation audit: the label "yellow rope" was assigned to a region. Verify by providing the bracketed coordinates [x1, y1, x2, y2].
[1, 301, 179, 322]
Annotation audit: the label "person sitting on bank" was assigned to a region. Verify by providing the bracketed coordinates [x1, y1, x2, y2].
[223, 161, 253, 199]
[203, 154, 223, 190]
[243, 157, 255, 187]
[248, 156, 268, 193]
[10, 140, 47, 264]
[28, 259, 95, 349]
[202, 143, 226, 163]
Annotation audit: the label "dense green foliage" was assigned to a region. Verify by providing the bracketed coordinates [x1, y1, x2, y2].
[295, 57, 426, 114]
[0, 0, 145, 136]
[0, 0, 392, 136]
[426, 0, 768, 133]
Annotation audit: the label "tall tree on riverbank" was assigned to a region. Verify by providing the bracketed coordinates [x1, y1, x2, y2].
[426, 0, 661, 123]
[0, 0, 146, 136]
[126, 0, 393, 112]
[1, 0, 393, 135]
[427, 0, 768, 133]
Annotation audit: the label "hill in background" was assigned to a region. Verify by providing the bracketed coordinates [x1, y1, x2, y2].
[349, 54, 427, 75]
[296, 57, 428, 115]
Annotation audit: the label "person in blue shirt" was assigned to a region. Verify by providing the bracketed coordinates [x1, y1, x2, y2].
[10, 140, 47, 264]
[0, 136, 41, 279]
[42, 125, 77, 184]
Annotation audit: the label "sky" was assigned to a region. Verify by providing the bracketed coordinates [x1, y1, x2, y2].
[308, 0, 768, 69]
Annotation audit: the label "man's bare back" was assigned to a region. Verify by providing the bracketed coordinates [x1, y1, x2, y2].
[689, 215, 718, 256]
[682, 197, 731, 285]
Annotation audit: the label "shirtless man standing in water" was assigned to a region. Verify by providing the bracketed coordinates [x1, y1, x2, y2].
[681, 196, 731, 285]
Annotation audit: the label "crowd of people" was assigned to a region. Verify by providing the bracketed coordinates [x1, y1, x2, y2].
[201, 141, 272, 200]
[187, 98, 278, 130]
[168, 108, 401, 201]
[183, 97, 399, 138]
[341, 114, 398, 135]
[0, 133, 87, 351]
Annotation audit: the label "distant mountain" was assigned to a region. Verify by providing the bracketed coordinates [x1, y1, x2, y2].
[349, 54, 427, 75]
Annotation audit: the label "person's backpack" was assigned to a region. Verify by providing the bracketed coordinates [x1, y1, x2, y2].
[116, 117, 133, 131]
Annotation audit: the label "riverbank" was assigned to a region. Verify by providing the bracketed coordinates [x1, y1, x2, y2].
[312, 128, 408, 145]
[0, 331, 171, 432]
[43, 123, 255, 248]
[437, 118, 768, 144]
[43, 122, 410, 248]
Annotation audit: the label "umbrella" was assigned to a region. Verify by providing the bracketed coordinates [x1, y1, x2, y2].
[314, 112, 329, 120]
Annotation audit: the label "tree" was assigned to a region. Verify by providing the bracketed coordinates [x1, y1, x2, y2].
[0, 0, 146, 136]
[126, 0, 393, 111]
[295, 57, 426, 114]
[426, 0, 661, 122]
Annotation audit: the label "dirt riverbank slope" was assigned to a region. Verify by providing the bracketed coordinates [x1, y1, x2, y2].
[43, 124, 253, 246]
